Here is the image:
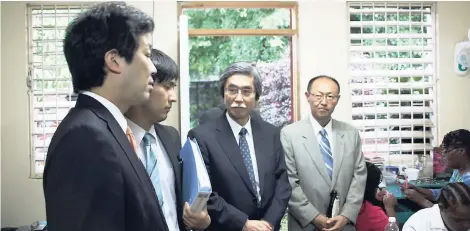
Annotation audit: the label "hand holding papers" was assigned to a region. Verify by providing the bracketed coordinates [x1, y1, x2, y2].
[180, 137, 212, 212]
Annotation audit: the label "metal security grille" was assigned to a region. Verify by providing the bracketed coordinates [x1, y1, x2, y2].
[27, 4, 88, 178]
[348, 2, 437, 167]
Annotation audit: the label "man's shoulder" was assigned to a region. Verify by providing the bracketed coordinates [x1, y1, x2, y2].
[333, 119, 358, 133]
[281, 119, 307, 134]
[190, 119, 217, 135]
[256, 118, 280, 132]
[56, 107, 107, 134]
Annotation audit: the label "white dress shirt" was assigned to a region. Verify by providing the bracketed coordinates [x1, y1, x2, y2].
[309, 115, 334, 156]
[402, 204, 448, 231]
[82, 91, 127, 133]
[127, 119, 180, 231]
[226, 113, 261, 202]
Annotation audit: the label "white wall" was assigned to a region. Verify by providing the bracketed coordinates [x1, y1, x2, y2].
[2, 0, 470, 227]
[436, 2, 470, 142]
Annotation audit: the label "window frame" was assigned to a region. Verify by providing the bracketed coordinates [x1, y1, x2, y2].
[177, 1, 301, 134]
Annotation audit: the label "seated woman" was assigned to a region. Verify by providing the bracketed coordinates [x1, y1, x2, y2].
[403, 182, 470, 231]
[356, 162, 397, 231]
[405, 129, 470, 208]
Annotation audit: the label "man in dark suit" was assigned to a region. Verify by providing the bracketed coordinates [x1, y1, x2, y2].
[188, 62, 292, 231]
[125, 49, 211, 231]
[199, 103, 263, 125]
[43, 3, 166, 231]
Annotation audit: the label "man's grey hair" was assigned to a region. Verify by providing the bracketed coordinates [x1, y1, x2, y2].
[218, 62, 263, 101]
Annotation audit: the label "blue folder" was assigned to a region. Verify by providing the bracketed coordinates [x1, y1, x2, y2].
[180, 137, 212, 212]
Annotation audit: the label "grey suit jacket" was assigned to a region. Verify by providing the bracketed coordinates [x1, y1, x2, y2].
[280, 118, 366, 231]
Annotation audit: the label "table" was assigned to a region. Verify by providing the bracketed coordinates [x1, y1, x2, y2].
[385, 179, 448, 225]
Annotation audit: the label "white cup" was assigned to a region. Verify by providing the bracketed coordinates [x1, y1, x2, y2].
[405, 168, 420, 181]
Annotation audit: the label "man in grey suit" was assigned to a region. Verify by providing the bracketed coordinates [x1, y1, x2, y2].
[280, 75, 366, 231]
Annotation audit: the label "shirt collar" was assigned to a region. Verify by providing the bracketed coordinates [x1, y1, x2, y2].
[309, 114, 333, 137]
[126, 119, 147, 145]
[429, 204, 448, 230]
[82, 91, 127, 133]
[226, 112, 253, 137]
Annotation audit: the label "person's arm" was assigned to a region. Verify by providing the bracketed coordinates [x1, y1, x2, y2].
[416, 187, 436, 201]
[280, 128, 321, 228]
[43, 127, 125, 231]
[187, 129, 248, 231]
[340, 131, 367, 224]
[261, 131, 292, 228]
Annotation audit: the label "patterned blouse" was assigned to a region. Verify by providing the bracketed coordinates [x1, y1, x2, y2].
[431, 169, 470, 201]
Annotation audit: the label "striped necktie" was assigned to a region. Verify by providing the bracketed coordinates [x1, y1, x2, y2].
[142, 133, 164, 207]
[319, 129, 333, 179]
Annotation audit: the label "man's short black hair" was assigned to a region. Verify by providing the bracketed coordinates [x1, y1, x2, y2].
[63, 1, 154, 93]
[150, 49, 179, 84]
[306, 75, 341, 94]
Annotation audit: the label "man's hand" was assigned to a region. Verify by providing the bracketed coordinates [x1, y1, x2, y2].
[183, 202, 211, 230]
[312, 214, 331, 230]
[242, 220, 272, 231]
[322, 215, 349, 231]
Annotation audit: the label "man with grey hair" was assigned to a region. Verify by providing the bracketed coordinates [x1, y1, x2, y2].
[187, 62, 292, 231]
[198, 62, 263, 125]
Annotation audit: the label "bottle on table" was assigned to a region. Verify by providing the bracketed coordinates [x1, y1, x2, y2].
[384, 217, 399, 231]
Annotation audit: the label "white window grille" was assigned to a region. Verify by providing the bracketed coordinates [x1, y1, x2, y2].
[27, 4, 89, 178]
[348, 2, 437, 168]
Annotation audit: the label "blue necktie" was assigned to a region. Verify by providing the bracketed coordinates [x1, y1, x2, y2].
[239, 128, 259, 201]
[142, 133, 164, 207]
[319, 129, 333, 179]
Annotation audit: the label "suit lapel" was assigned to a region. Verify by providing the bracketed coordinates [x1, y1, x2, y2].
[251, 118, 266, 198]
[331, 120, 345, 189]
[77, 94, 150, 188]
[154, 124, 182, 201]
[216, 115, 257, 197]
[300, 118, 332, 187]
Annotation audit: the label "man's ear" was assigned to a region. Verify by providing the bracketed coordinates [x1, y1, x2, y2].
[104, 49, 123, 74]
[305, 91, 311, 102]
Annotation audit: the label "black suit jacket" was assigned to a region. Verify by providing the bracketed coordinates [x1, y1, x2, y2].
[43, 94, 169, 231]
[188, 113, 292, 231]
[199, 104, 263, 125]
[153, 123, 186, 231]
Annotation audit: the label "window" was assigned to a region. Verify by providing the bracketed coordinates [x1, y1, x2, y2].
[28, 4, 88, 178]
[178, 2, 299, 141]
[348, 2, 437, 168]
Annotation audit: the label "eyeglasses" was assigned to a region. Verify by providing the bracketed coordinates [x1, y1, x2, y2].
[225, 87, 254, 97]
[309, 93, 339, 102]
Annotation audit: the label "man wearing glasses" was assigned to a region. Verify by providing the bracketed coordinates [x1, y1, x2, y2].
[280, 75, 367, 231]
[188, 62, 292, 231]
